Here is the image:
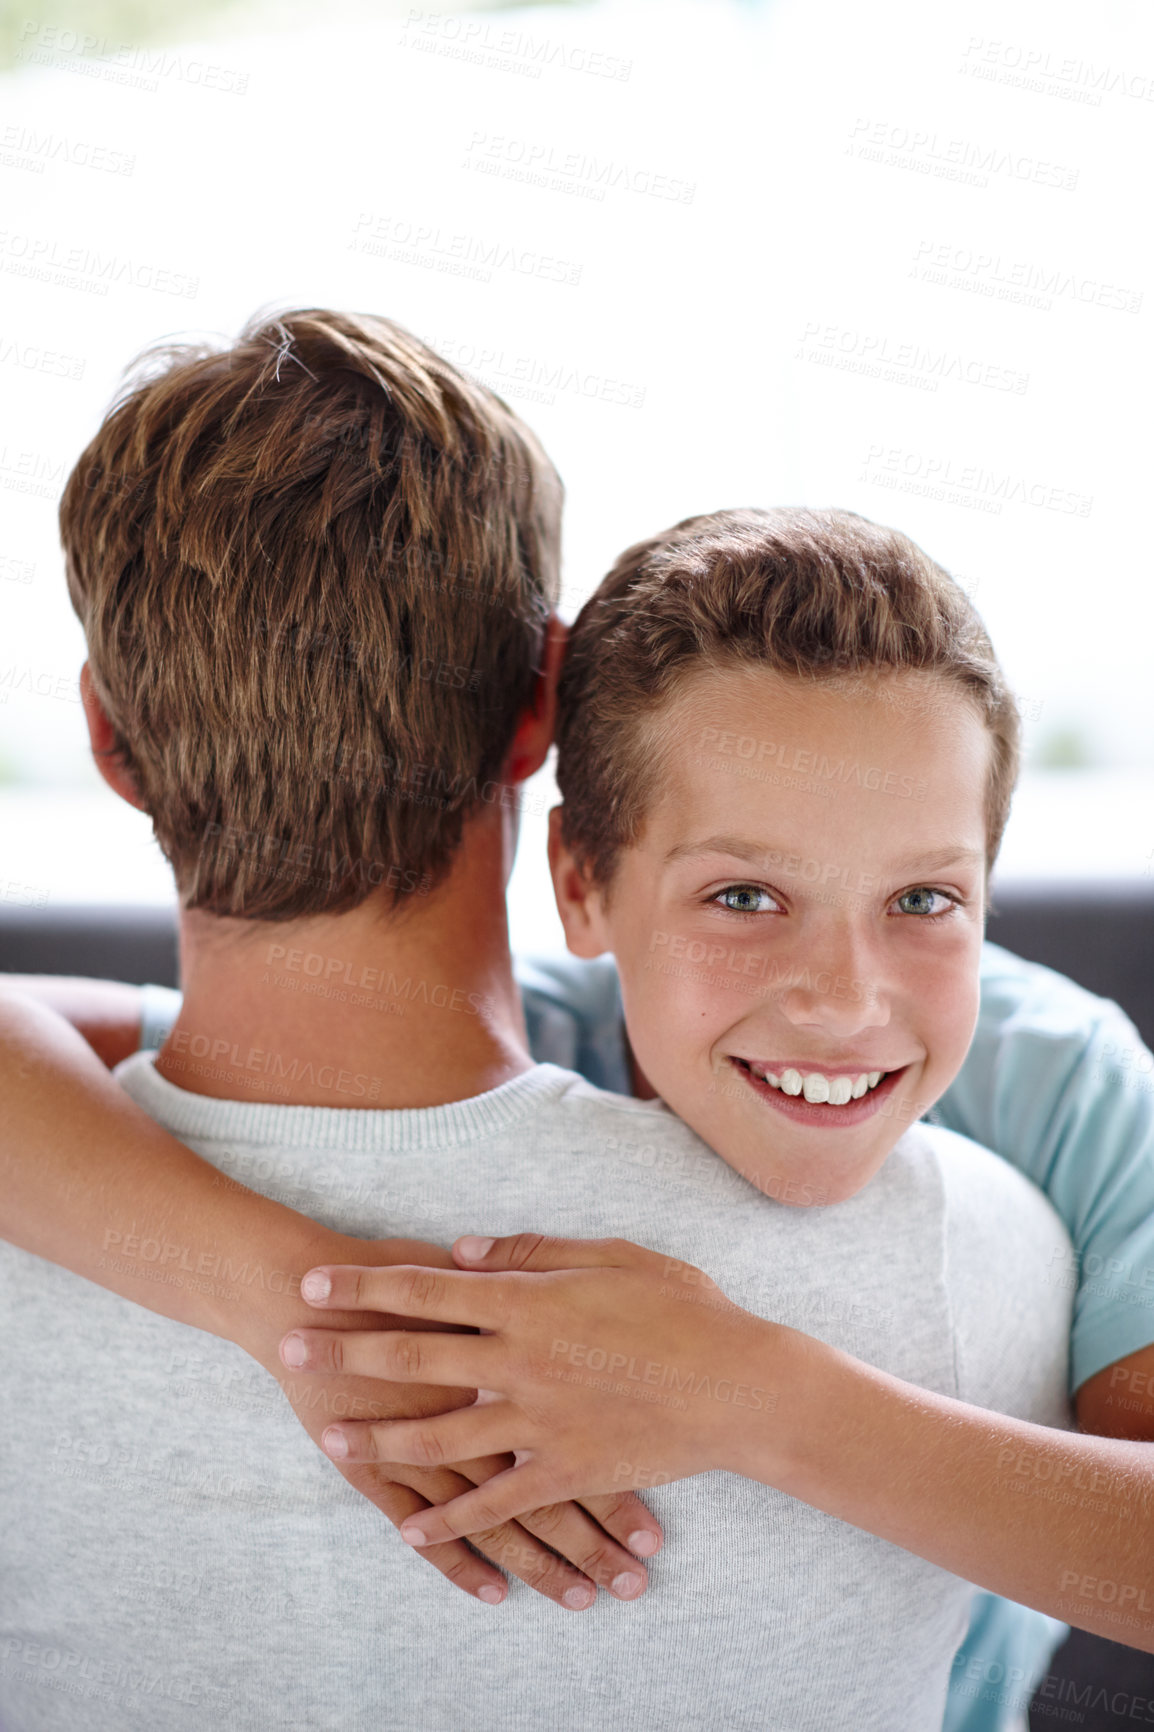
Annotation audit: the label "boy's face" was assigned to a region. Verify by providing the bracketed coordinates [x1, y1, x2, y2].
[553, 662, 991, 1206]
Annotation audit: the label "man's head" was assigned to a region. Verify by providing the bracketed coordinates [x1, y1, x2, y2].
[64, 308, 563, 919]
[550, 506, 1019, 1205]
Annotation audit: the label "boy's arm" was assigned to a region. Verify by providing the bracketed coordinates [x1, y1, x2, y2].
[2, 973, 147, 1069]
[0, 986, 321, 1337]
[0, 989, 662, 1608]
[288, 1233, 1154, 1654]
[24, 946, 1154, 1389]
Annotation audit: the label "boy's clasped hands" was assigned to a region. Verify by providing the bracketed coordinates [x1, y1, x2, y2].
[279, 1235, 790, 1549]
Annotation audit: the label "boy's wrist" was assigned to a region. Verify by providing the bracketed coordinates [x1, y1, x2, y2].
[222, 1217, 459, 1369]
[708, 1315, 828, 1488]
[210, 1213, 355, 1365]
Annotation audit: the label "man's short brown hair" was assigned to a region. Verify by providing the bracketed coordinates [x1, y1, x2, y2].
[62, 308, 562, 918]
[556, 506, 1019, 885]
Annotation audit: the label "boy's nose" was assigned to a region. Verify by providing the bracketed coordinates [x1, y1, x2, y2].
[769, 929, 892, 1038]
[774, 977, 891, 1039]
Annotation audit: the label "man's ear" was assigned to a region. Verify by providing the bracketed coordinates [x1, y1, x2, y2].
[79, 663, 146, 811]
[547, 805, 609, 959]
[503, 613, 567, 786]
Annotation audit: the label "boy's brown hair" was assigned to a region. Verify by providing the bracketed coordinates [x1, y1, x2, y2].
[556, 506, 1019, 885]
[61, 308, 562, 918]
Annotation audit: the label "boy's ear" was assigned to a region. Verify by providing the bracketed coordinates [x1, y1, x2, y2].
[547, 805, 609, 959]
[80, 663, 146, 812]
[502, 613, 567, 786]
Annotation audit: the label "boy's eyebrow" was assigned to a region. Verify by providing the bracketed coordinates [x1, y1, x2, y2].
[905, 846, 987, 874]
[663, 836, 774, 867]
[663, 836, 986, 874]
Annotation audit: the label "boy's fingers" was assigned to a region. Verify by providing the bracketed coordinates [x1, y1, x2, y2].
[322, 1401, 520, 1469]
[344, 1441, 649, 1600]
[397, 1465, 557, 1548]
[514, 1498, 649, 1600]
[579, 1490, 664, 1559]
[470, 1519, 599, 1611]
[340, 1468, 510, 1604]
[281, 1325, 500, 1386]
[355, 1466, 603, 1611]
[298, 1264, 506, 1329]
[453, 1232, 645, 1272]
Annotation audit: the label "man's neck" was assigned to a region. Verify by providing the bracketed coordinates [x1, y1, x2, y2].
[155, 814, 532, 1109]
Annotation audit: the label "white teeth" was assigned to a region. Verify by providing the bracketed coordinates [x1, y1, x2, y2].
[750, 1064, 889, 1104]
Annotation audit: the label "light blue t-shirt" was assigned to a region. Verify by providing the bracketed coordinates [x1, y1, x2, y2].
[138, 939, 1154, 1732]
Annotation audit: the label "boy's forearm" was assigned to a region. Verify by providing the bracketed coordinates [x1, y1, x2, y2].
[1, 973, 146, 1068]
[0, 989, 438, 1359]
[730, 1323, 1154, 1651]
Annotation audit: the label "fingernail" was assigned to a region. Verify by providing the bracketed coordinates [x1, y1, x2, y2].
[612, 1571, 644, 1599]
[400, 1522, 427, 1546]
[322, 1427, 349, 1459]
[562, 1585, 594, 1610]
[628, 1530, 660, 1557]
[456, 1236, 494, 1261]
[281, 1334, 308, 1368]
[301, 1270, 332, 1302]
[477, 1584, 504, 1605]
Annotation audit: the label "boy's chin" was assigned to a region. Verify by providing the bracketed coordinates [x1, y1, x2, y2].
[699, 1100, 909, 1210]
[671, 1099, 881, 1209]
[757, 1153, 884, 1211]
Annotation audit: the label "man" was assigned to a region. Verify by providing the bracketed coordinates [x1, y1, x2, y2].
[0, 310, 1151, 1732]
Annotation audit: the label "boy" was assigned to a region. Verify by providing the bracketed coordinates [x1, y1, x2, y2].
[266, 510, 1152, 1663]
[0, 318, 1143, 1725]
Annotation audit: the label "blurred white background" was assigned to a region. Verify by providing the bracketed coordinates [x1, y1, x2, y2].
[0, 0, 1151, 953]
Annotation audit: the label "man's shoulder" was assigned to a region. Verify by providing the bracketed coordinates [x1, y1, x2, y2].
[912, 1120, 1070, 1240]
[113, 1047, 714, 1163]
[914, 1125, 1074, 1378]
[532, 1066, 721, 1156]
[917, 1121, 1075, 1421]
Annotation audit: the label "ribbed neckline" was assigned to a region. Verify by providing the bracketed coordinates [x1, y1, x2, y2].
[114, 1053, 576, 1152]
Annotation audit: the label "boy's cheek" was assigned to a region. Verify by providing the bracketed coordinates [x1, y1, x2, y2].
[914, 964, 981, 1091]
[624, 970, 728, 1083]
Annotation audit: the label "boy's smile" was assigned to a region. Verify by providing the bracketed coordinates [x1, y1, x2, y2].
[556, 661, 992, 1206]
[728, 1058, 909, 1129]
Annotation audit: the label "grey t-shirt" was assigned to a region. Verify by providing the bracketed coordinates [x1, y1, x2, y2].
[0, 1058, 1072, 1731]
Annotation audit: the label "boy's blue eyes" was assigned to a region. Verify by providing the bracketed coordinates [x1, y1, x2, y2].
[715, 885, 777, 914]
[895, 887, 950, 917]
[710, 884, 958, 919]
